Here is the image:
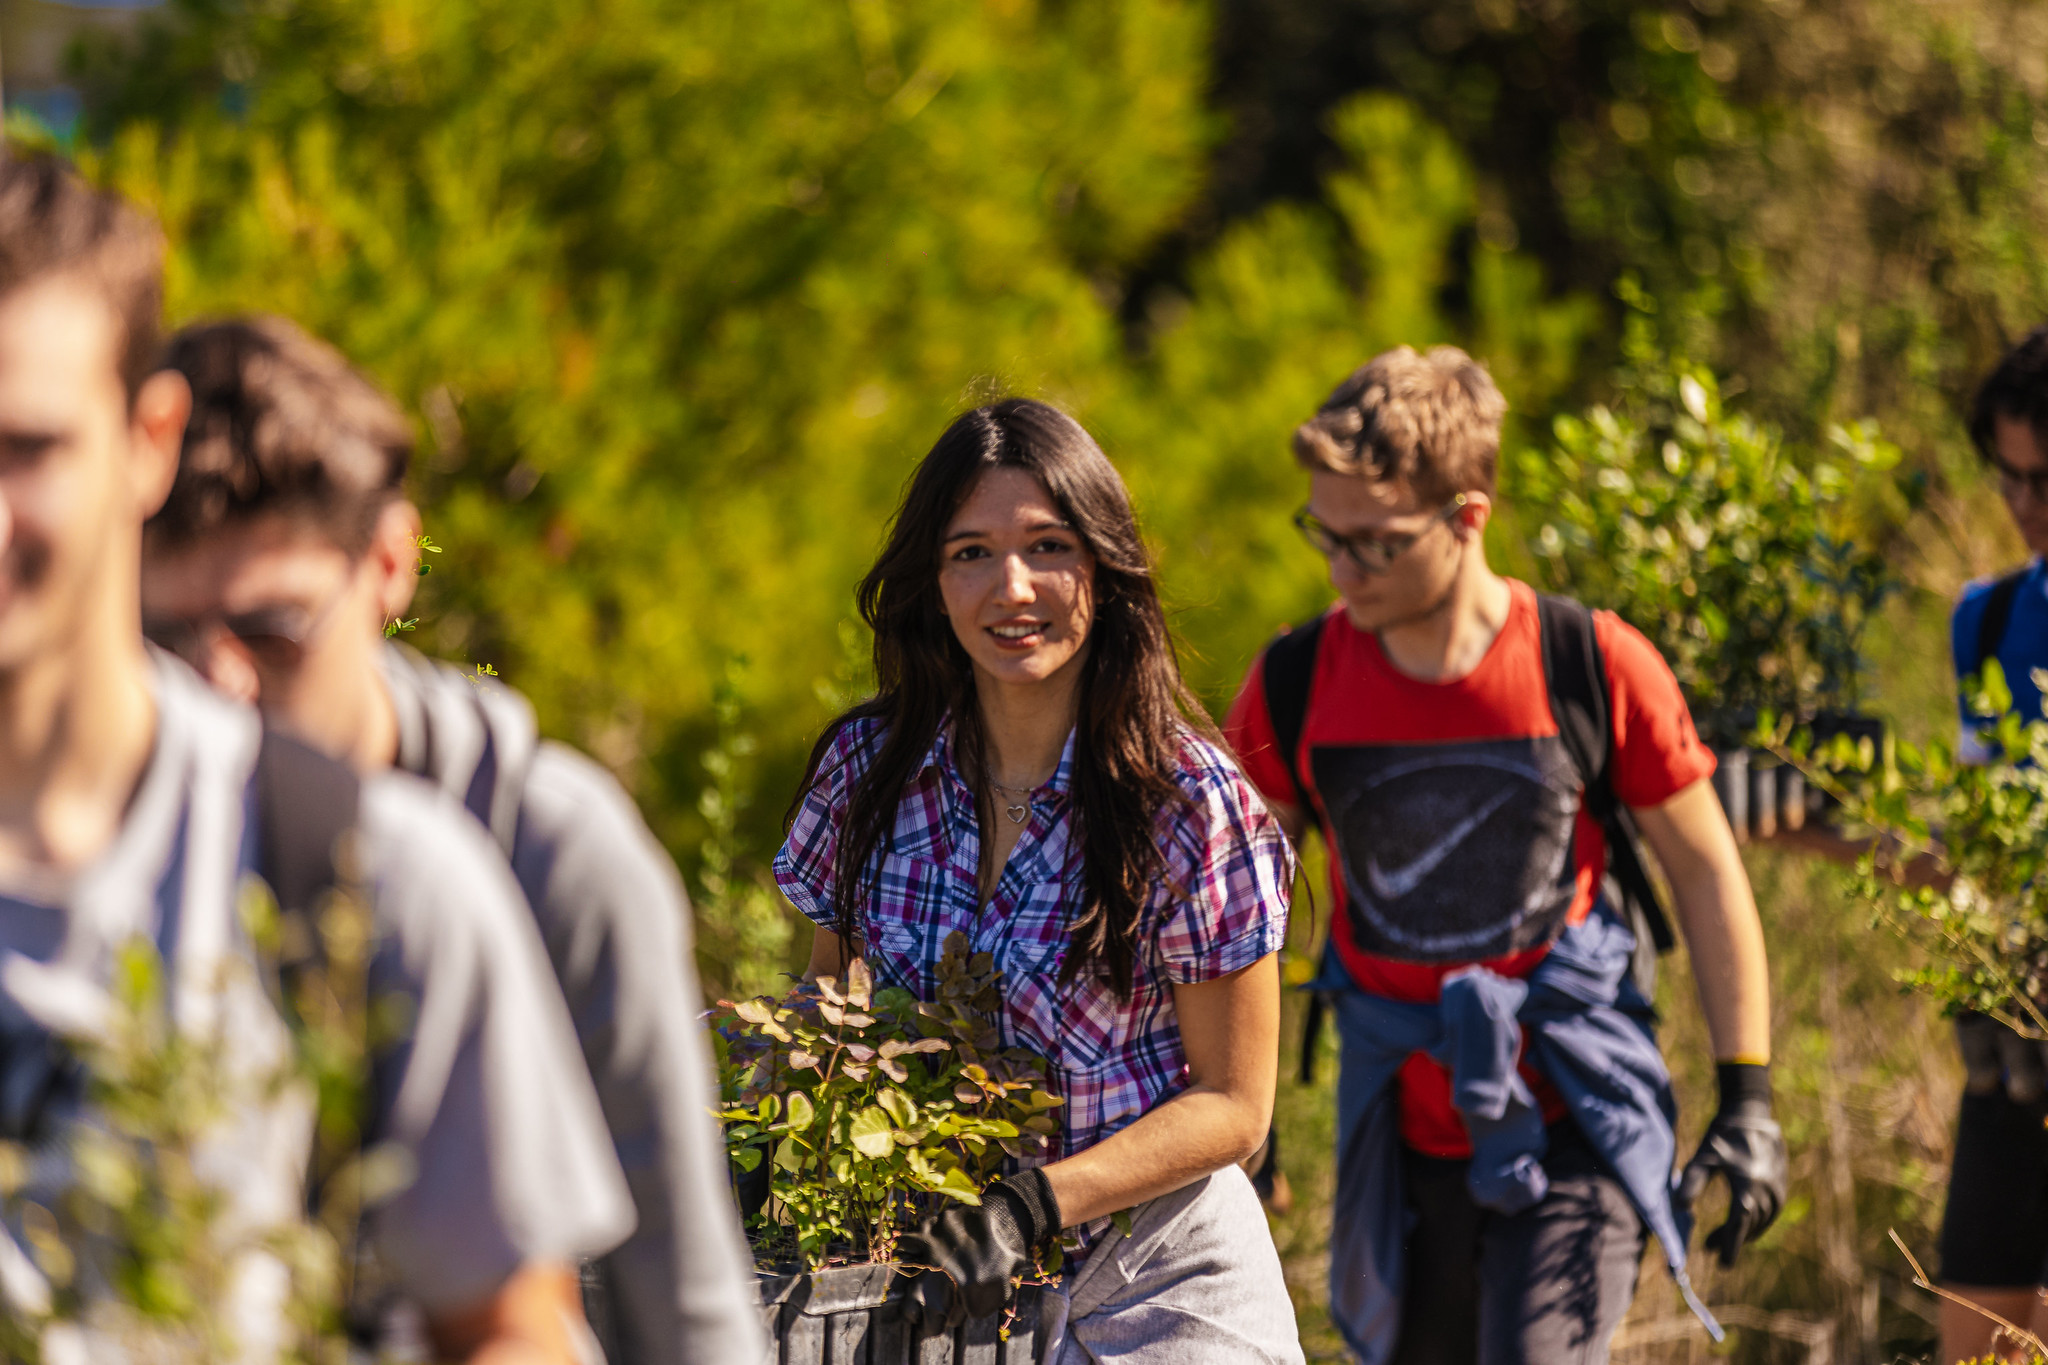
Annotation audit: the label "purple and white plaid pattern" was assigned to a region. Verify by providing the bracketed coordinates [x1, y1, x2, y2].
[775, 717, 1293, 1163]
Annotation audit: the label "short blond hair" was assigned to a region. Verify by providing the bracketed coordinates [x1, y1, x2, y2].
[1292, 345, 1506, 504]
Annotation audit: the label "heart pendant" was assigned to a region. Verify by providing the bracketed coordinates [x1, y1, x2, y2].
[1005, 802, 1029, 825]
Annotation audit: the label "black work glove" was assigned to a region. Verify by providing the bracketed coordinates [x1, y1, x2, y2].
[1675, 1062, 1788, 1268]
[897, 1168, 1061, 1326]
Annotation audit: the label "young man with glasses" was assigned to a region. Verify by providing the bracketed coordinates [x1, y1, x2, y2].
[1224, 346, 1783, 1364]
[0, 151, 633, 1362]
[1933, 324, 2048, 1364]
[138, 316, 765, 1365]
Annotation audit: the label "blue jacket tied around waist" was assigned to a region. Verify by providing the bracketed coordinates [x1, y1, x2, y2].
[1322, 901, 1720, 1364]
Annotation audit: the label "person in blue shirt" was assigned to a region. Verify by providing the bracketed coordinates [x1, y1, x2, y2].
[1938, 324, 2048, 1364]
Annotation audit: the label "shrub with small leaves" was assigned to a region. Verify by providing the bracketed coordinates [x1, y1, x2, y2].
[0, 875, 387, 1363]
[1516, 307, 1907, 735]
[714, 933, 1063, 1271]
[1766, 659, 2048, 1034]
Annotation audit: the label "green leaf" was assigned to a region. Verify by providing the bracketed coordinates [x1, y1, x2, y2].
[934, 1167, 982, 1203]
[849, 1106, 896, 1159]
[730, 1146, 762, 1173]
[786, 1091, 815, 1130]
[878, 1087, 917, 1128]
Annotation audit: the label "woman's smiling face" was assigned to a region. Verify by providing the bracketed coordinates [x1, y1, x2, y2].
[938, 466, 1097, 691]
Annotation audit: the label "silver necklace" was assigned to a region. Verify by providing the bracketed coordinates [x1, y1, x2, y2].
[988, 779, 1044, 826]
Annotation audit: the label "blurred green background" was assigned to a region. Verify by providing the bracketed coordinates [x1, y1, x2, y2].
[14, 0, 2048, 1356]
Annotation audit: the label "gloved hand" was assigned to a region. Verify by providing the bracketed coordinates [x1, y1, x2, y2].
[1675, 1062, 1788, 1268]
[897, 1168, 1061, 1325]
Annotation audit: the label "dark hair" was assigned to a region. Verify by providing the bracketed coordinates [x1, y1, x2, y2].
[792, 399, 1212, 997]
[1294, 344, 1506, 503]
[0, 149, 164, 404]
[1971, 325, 2048, 464]
[146, 316, 413, 554]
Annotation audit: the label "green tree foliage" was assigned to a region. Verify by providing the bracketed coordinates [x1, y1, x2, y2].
[1207, 0, 2048, 468]
[74, 0, 1214, 895]
[1103, 92, 1595, 703]
[69, 0, 1595, 920]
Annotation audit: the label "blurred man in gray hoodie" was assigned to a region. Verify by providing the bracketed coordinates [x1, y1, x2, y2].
[138, 315, 764, 1365]
[0, 152, 635, 1365]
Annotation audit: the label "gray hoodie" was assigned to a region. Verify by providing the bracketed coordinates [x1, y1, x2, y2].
[379, 645, 762, 1365]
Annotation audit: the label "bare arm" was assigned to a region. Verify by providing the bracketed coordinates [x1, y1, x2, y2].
[1633, 777, 1771, 1063]
[427, 1263, 590, 1365]
[1037, 954, 1280, 1227]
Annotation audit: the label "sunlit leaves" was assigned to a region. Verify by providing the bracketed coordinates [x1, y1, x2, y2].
[1767, 679, 2048, 1036]
[712, 930, 1061, 1269]
[1518, 327, 1907, 731]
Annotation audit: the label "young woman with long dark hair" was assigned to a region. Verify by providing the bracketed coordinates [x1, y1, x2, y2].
[775, 399, 1302, 1361]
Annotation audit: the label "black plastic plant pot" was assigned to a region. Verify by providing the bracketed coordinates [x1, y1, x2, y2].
[1711, 746, 1750, 842]
[757, 1263, 1049, 1365]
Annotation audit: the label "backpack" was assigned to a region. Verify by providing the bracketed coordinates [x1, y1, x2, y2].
[253, 729, 361, 942]
[251, 731, 395, 1340]
[1263, 595, 1677, 1026]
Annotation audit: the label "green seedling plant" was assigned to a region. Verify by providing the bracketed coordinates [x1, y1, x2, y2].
[1760, 659, 2048, 1037]
[715, 933, 1063, 1271]
[0, 875, 397, 1364]
[1516, 306, 1904, 739]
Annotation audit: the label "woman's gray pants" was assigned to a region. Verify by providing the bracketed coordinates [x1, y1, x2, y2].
[1041, 1164, 1304, 1364]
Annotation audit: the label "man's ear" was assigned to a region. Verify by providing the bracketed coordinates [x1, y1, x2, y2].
[367, 500, 426, 620]
[1458, 491, 1495, 538]
[129, 369, 192, 520]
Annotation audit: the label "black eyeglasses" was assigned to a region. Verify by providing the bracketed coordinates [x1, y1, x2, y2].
[1292, 495, 1468, 574]
[1992, 454, 2048, 502]
[144, 582, 352, 672]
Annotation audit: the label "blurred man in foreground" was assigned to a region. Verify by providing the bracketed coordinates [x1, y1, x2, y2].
[139, 315, 765, 1365]
[0, 150, 634, 1361]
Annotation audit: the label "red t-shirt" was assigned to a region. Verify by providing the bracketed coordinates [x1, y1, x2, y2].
[1223, 580, 1713, 1156]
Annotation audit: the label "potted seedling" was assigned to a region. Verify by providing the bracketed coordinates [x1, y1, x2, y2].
[1792, 512, 1901, 822]
[715, 933, 1065, 1365]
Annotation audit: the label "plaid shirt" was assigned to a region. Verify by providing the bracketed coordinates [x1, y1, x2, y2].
[775, 716, 1292, 1164]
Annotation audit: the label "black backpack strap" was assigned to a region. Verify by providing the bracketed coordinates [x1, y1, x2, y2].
[252, 730, 371, 1216]
[1535, 595, 1677, 960]
[1972, 568, 2029, 680]
[254, 729, 361, 930]
[1260, 615, 1327, 808]
[1262, 615, 1334, 1084]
